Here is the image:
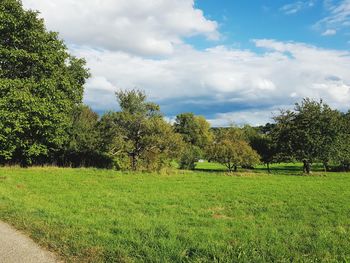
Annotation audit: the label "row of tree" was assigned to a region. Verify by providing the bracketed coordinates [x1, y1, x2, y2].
[1, 0, 350, 173]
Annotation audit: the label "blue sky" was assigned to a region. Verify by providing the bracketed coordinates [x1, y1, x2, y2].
[23, 0, 350, 126]
[194, 0, 348, 50]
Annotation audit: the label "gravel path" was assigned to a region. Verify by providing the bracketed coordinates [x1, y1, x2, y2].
[0, 221, 60, 263]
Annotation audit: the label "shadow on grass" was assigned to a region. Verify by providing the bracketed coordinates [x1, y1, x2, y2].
[194, 163, 327, 176]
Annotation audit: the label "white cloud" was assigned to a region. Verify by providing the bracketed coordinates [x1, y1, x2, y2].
[21, 1, 350, 126]
[314, 0, 350, 34]
[208, 108, 281, 127]
[69, 40, 350, 126]
[322, 29, 337, 35]
[280, 1, 316, 15]
[22, 0, 219, 56]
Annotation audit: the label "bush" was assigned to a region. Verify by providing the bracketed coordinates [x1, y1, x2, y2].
[179, 146, 202, 170]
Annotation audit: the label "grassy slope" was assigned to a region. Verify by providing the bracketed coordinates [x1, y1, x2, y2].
[0, 167, 349, 262]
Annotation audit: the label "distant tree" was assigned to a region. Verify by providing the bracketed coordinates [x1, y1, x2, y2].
[207, 128, 260, 172]
[178, 145, 202, 170]
[243, 124, 277, 173]
[174, 113, 213, 148]
[56, 106, 112, 168]
[257, 123, 276, 134]
[97, 112, 119, 150]
[273, 99, 342, 173]
[68, 106, 99, 153]
[0, 0, 89, 166]
[110, 89, 183, 171]
[141, 117, 184, 171]
[174, 113, 213, 169]
[250, 135, 276, 173]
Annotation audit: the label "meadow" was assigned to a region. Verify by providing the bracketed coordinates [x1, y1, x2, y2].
[0, 165, 349, 262]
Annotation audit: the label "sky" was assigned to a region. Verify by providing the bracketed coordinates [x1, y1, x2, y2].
[22, 0, 350, 126]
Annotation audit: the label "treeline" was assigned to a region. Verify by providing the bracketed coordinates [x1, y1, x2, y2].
[1, 0, 350, 173]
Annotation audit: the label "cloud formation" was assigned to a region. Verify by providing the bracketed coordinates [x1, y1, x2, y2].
[22, 0, 350, 126]
[280, 0, 316, 15]
[71, 40, 350, 125]
[23, 0, 218, 56]
[322, 29, 337, 36]
[314, 0, 350, 34]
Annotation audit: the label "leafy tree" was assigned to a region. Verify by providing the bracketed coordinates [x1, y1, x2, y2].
[332, 112, 350, 171]
[178, 145, 202, 170]
[174, 113, 212, 148]
[273, 99, 342, 173]
[207, 128, 260, 172]
[243, 124, 277, 173]
[141, 117, 184, 171]
[56, 106, 112, 168]
[250, 134, 276, 173]
[69, 106, 99, 153]
[110, 89, 183, 171]
[97, 112, 121, 154]
[0, 0, 89, 166]
[174, 113, 213, 169]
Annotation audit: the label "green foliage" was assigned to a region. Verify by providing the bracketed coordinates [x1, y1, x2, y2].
[55, 105, 113, 168]
[332, 112, 350, 171]
[179, 145, 202, 170]
[0, 0, 89, 166]
[244, 124, 277, 172]
[207, 128, 260, 171]
[273, 98, 343, 173]
[174, 112, 213, 148]
[174, 112, 213, 170]
[68, 105, 100, 153]
[250, 135, 276, 171]
[110, 89, 183, 171]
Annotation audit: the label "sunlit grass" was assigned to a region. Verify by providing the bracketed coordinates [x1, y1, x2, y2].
[0, 166, 349, 262]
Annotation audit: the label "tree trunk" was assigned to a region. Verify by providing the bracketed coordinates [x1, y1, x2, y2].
[323, 161, 329, 172]
[131, 153, 137, 171]
[267, 162, 270, 173]
[303, 160, 311, 174]
[234, 165, 238, 172]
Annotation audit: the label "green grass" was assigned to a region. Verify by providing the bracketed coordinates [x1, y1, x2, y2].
[0, 167, 350, 262]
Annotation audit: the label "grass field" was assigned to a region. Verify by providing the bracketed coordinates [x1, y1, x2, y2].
[0, 166, 350, 262]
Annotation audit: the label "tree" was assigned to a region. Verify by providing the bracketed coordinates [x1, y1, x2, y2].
[97, 112, 121, 154]
[178, 145, 202, 170]
[207, 128, 260, 172]
[56, 105, 112, 168]
[332, 112, 350, 171]
[174, 113, 213, 169]
[243, 124, 277, 173]
[250, 134, 276, 173]
[174, 113, 212, 148]
[110, 89, 183, 171]
[273, 99, 342, 173]
[0, 0, 89, 166]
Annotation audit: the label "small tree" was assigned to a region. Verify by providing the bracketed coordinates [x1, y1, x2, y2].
[207, 128, 260, 172]
[243, 124, 277, 173]
[250, 134, 276, 173]
[110, 89, 183, 171]
[174, 113, 213, 148]
[58, 105, 113, 168]
[174, 113, 213, 169]
[178, 145, 202, 170]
